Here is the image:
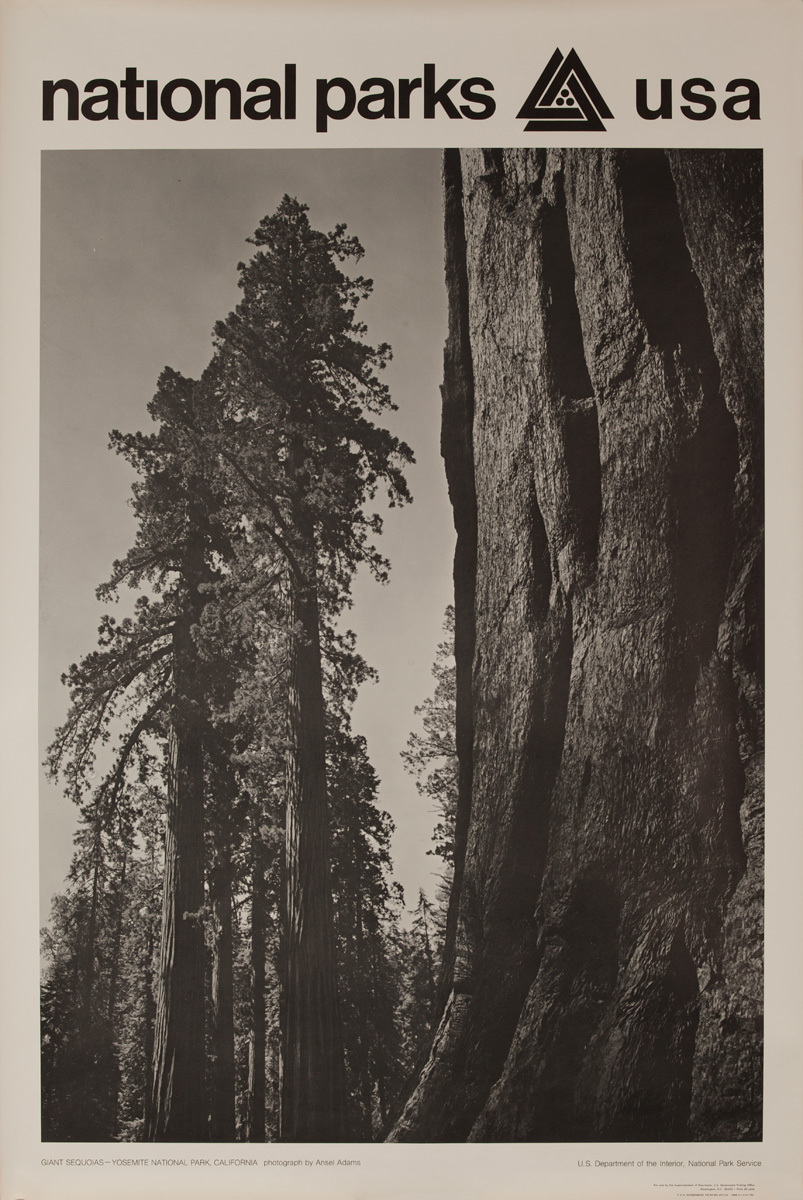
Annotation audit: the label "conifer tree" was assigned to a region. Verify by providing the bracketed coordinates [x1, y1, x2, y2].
[110, 370, 228, 1142]
[48, 366, 230, 1140]
[206, 197, 413, 1141]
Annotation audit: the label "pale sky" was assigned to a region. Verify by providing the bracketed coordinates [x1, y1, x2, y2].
[39, 149, 453, 921]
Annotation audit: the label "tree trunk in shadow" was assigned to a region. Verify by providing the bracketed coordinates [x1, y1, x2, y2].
[389, 148, 763, 1144]
[149, 526, 208, 1142]
[280, 515, 349, 1142]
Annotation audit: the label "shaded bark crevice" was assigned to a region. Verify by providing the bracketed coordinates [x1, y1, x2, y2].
[541, 171, 593, 403]
[563, 403, 603, 570]
[438, 148, 478, 1005]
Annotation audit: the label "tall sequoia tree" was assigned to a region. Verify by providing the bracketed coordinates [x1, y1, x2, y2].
[102, 367, 229, 1141]
[390, 148, 763, 1143]
[210, 197, 413, 1141]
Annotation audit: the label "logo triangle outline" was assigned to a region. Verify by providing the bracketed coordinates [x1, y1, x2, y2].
[517, 48, 613, 132]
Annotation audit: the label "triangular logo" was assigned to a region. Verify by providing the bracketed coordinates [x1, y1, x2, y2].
[517, 48, 613, 132]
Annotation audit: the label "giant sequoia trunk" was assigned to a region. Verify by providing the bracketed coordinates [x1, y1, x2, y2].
[390, 148, 763, 1143]
[247, 801, 268, 1143]
[149, 528, 208, 1142]
[280, 515, 349, 1142]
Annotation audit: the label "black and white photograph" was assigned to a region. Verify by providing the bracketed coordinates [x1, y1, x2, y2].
[38, 146, 764, 1147]
[3, 3, 801, 1196]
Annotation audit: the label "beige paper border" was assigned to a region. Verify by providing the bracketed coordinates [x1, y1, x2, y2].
[1, 1, 801, 1197]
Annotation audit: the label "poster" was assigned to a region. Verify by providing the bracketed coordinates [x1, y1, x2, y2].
[1, 1, 801, 1197]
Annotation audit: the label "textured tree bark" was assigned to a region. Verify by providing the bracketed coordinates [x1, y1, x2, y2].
[247, 803, 267, 1143]
[280, 517, 349, 1142]
[149, 529, 208, 1142]
[389, 148, 763, 1143]
[437, 149, 478, 1006]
